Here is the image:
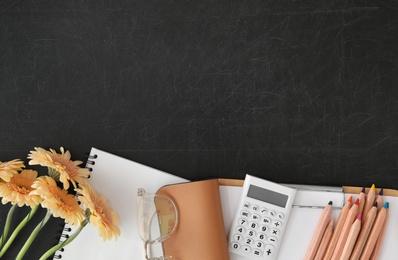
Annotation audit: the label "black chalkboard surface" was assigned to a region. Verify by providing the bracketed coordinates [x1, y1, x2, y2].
[0, 0, 397, 258]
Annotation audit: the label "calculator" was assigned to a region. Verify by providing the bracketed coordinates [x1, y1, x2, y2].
[228, 175, 297, 259]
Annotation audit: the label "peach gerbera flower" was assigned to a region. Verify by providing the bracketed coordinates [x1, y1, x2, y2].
[31, 176, 85, 226]
[0, 169, 41, 207]
[76, 183, 120, 241]
[28, 147, 89, 190]
[0, 159, 25, 182]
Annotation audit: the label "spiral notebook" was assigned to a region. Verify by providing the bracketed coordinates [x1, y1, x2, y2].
[53, 147, 188, 259]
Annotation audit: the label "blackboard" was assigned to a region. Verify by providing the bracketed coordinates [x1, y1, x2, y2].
[0, 1, 397, 258]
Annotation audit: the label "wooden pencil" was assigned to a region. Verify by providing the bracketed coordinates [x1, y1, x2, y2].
[357, 187, 366, 217]
[369, 201, 388, 260]
[359, 202, 389, 260]
[362, 184, 376, 221]
[314, 218, 334, 260]
[350, 203, 377, 260]
[304, 201, 333, 260]
[340, 214, 362, 260]
[331, 198, 359, 260]
[323, 196, 352, 260]
[375, 188, 384, 211]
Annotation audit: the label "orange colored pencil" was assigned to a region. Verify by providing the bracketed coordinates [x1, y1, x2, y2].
[340, 214, 362, 260]
[304, 201, 333, 260]
[323, 196, 352, 260]
[350, 203, 377, 260]
[370, 201, 389, 260]
[314, 218, 334, 260]
[362, 184, 376, 221]
[357, 187, 366, 216]
[360, 202, 389, 260]
[331, 198, 359, 260]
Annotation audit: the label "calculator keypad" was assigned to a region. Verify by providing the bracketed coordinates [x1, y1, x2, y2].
[230, 201, 285, 258]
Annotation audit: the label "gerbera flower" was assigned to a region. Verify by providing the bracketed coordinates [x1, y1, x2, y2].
[31, 176, 85, 226]
[0, 169, 42, 207]
[76, 183, 120, 241]
[28, 147, 89, 190]
[0, 159, 25, 182]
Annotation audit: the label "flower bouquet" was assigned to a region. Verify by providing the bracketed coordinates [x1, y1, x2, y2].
[0, 147, 120, 260]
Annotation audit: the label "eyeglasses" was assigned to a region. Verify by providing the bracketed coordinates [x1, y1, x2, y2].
[136, 188, 178, 260]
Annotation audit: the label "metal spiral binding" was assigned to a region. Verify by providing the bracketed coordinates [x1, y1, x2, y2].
[85, 153, 98, 175]
[53, 225, 72, 259]
[54, 152, 98, 259]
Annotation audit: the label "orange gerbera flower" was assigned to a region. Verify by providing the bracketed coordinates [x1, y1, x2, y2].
[0, 159, 25, 182]
[76, 183, 120, 240]
[28, 147, 89, 190]
[31, 176, 85, 226]
[0, 169, 41, 207]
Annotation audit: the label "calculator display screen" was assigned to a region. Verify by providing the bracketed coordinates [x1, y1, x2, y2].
[247, 185, 288, 208]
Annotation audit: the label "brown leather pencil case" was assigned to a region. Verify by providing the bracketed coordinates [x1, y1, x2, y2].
[156, 179, 230, 260]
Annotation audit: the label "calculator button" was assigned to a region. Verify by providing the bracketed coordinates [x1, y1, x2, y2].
[247, 229, 256, 237]
[236, 226, 245, 233]
[242, 246, 251, 253]
[264, 244, 275, 256]
[260, 208, 267, 215]
[243, 202, 250, 209]
[251, 205, 259, 211]
[257, 233, 266, 240]
[251, 213, 260, 221]
[261, 217, 271, 224]
[238, 218, 248, 226]
[268, 236, 277, 244]
[255, 241, 265, 249]
[268, 210, 276, 217]
[241, 210, 250, 217]
[277, 212, 284, 219]
[272, 220, 282, 228]
[253, 249, 263, 256]
[231, 242, 240, 250]
[270, 228, 279, 236]
[260, 225, 269, 233]
[244, 238, 254, 245]
[234, 234, 243, 241]
[249, 222, 258, 229]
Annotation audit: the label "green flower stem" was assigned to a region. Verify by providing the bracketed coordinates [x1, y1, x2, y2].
[39, 218, 89, 260]
[0, 204, 17, 251]
[16, 209, 52, 260]
[0, 204, 38, 258]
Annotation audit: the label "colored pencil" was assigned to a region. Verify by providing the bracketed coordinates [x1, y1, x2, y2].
[360, 202, 389, 260]
[340, 214, 362, 260]
[304, 201, 333, 260]
[362, 184, 376, 221]
[314, 218, 334, 260]
[323, 196, 352, 260]
[331, 198, 359, 260]
[370, 201, 389, 260]
[375, 188, 384, 212]
[357, 187, 366, 216]
[350, 203, 377, 260]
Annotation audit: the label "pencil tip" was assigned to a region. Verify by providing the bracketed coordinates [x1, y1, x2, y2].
[384, 202, 389, 209]
[361, 187, 365, 192]
[354, 198, 359, 205]
[328, 201, 333, 205]
[374, 202, 378, 207]
[379, 188, 384, 195]
[348, 196, 353, 203]
[371, 184, 376, 190]
[357, 214, 362, 221]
